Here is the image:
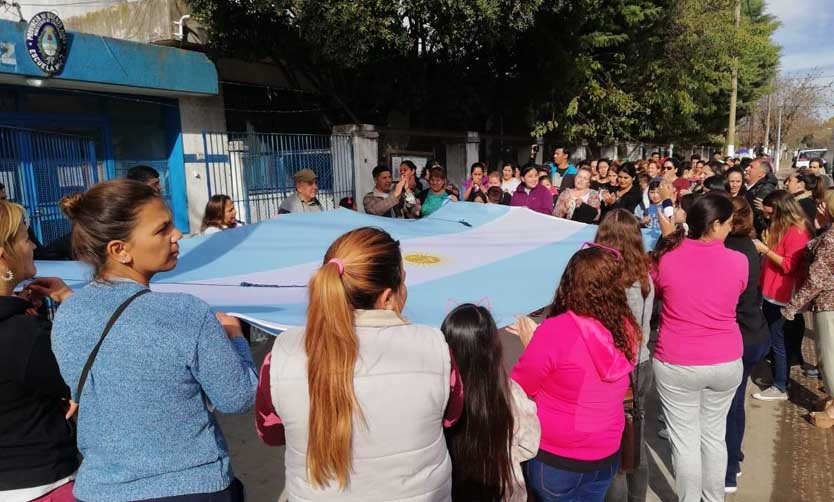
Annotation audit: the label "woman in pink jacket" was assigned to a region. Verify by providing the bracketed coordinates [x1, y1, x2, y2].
[511, 245, 639, 502]
[752, 190, 813, 401]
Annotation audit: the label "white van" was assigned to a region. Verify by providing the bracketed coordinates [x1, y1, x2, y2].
[793, 148, 828, 170]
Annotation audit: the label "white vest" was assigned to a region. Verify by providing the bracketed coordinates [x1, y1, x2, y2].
[270, 309, 452, 501]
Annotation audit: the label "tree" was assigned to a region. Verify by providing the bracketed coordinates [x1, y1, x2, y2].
[741, 72, 834, 150]
[528, 0, 778, 151]
[188, 0, 779, 150]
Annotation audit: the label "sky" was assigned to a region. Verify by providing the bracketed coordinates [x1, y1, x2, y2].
[767, 0, 834, 111]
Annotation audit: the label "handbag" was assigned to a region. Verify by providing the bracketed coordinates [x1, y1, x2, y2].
[619, 342, 644, 473]
[75, 289, 150, 403]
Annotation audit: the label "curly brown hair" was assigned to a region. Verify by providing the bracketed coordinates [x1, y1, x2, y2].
[546, 247, 640, 362]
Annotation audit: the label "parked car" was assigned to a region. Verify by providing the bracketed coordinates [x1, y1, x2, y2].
[793, 148, 829, 171]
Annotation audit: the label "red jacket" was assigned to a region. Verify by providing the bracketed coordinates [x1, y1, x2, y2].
[761, 226, 811, 304]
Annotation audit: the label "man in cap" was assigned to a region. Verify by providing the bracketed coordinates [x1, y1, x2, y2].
[278, 168, 323, 214]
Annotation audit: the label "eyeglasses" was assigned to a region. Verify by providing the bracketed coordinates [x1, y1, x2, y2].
[580, 241, 622, 261]
[663, 165, 675, 171]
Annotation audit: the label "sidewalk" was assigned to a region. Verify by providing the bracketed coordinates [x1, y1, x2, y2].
[218, 327, 834, 502]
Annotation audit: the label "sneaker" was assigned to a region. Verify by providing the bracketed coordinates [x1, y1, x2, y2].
[725, 486, 738, 494]
[752, 387, 788, 401]
[658, 426, 670, 440]
[737, 470, 742, 477]
[804, 367, 821, 378]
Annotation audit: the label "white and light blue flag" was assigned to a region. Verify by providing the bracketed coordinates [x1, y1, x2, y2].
[35, 203, 650, 333]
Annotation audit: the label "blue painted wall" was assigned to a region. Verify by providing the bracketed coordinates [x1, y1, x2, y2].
[0, 19, 217, 95]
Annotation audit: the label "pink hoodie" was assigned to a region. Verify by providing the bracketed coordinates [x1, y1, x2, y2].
[511, 311, 634, 461]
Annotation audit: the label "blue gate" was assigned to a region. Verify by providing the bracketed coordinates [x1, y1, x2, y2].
[0, 126, 98, 244]
[202, 132, 355, 223]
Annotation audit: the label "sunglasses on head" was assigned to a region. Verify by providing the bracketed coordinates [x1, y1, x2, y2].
[580, 241, 622, 261]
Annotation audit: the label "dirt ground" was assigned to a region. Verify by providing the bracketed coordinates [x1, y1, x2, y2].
[218, 323, 834, 502]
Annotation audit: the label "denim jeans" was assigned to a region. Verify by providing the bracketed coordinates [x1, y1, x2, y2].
[784, 314, 806, 366]
[763, 300, 788, 392]
[725, 341, 770, 486]
[527, 457, 620, 502]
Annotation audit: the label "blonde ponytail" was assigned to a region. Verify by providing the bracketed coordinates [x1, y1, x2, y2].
[303, 227, 402, 489]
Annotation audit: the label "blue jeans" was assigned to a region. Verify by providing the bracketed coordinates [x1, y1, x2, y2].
[527, 457, 620, 502]
[763, 300, 788, 392]
[725, 341, 769, 486]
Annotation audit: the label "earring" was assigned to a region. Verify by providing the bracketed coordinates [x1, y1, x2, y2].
[2, 269, 13, 282]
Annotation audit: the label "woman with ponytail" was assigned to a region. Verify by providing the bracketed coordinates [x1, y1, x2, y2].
[255, 227, 461, 500]
[651, 192, 746, 502]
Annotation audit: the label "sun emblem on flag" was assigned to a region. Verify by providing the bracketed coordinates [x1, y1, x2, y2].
[403, 252, 443, 266]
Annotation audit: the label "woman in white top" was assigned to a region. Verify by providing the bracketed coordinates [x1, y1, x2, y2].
[200, 195, 240, 235]
[255, 227, 460, 501]
[501, 162, 521, 194]
[553, 167, 601, 223]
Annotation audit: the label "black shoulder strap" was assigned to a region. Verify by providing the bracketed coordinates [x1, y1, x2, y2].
[76, 289, 150, 402]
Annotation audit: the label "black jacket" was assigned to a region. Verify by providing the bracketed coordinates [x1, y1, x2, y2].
[724, 236, 770, 347]
[0, 296, 79, 490]
[744, 176, 777, 238]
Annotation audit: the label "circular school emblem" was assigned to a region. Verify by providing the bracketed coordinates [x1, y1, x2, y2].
[25, 12, 68, 75]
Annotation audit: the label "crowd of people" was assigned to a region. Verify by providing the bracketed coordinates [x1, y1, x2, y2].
[1, 145, 834, 502]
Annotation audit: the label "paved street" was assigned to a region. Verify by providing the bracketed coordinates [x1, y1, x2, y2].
[217, 318, 834, 502]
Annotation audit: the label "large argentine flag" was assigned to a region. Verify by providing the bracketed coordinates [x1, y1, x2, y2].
[36, 203, 602, 332]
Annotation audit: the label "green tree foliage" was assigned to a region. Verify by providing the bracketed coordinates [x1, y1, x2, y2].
[188, 0, 778, 147]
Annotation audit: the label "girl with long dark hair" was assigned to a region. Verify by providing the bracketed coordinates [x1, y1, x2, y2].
[441, 304, 539, 502]
[752, 190, 813, 402]
[511, 246, 639, 502]
[651, 193, 745, 502]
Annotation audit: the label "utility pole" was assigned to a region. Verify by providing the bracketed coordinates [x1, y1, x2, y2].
[764, 91, 772, 154]
[775, 105, 783, 172]
[726, 0, 742, 157]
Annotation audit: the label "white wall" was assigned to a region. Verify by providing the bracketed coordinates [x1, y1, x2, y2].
[179, 93, 227, 232]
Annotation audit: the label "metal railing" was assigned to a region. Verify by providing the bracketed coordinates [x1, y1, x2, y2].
[202, 132, 355, 223]
[0, 126, 98, 244]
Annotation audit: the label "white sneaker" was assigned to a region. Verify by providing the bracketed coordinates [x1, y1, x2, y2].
[725, 486, 738, 494]
[752, 387, 788, 401]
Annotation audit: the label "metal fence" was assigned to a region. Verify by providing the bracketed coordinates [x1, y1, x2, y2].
[0, 126, 98, 244]
[202, 132, 354, 224]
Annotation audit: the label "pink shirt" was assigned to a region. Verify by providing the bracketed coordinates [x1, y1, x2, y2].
[653, 238, 747, 365]
[511, 312, 634, 461]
